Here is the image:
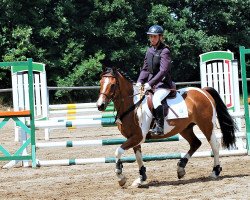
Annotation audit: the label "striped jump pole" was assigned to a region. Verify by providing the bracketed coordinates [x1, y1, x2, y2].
[36, 132, 246, 148]
[48, 113, 116, 122]
[36, 149, 247, 167]
[49, 102, 114, 110]
[35, 117, 116, 128]
[49, 106, 114, 114]
[49, 103, 97, 110]
[36, 136, 179, 148]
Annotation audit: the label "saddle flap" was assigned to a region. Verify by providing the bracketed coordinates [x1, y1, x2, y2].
[166, 92, 188, 119]
[147, 91, 188, 119]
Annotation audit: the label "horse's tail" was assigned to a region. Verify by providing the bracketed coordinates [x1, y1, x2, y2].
[203, 87, 237, 148]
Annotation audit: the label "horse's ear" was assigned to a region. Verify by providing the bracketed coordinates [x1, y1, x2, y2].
[100, 60, 109, 72]
[112, 67, 117, 72]
[102, 65, 106, 72]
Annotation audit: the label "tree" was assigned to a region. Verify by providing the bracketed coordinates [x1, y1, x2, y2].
[0, 0, 249, 102]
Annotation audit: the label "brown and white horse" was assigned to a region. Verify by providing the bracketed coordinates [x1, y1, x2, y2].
[96, 67, 236, 187]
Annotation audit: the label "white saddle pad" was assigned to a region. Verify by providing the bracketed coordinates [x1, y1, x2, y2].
[165, 92, 188, 119]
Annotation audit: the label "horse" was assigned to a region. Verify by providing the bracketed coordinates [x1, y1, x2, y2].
[96, 67, 236, 187]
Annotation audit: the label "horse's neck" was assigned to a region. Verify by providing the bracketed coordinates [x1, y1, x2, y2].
[113, 79, 134, 114]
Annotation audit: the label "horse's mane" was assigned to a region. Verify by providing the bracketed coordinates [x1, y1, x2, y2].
[118, 69, 134, 83]
[102, 67, 134, 83]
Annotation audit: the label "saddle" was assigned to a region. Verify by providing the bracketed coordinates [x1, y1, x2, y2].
[147, 90, 178, 118]
[147, 80, 178, 118]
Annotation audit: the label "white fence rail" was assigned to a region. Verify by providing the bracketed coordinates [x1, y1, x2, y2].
[1, 78, 250, 93]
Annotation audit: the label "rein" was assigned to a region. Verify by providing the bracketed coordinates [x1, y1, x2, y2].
[115, 94, 145, 123]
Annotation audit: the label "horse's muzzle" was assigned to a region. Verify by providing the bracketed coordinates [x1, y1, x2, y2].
[97, 102, 106, 111]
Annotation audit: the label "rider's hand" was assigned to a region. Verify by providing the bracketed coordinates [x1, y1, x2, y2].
[144, 83, 151, 91]
[136, 82, 142, 87]
[134, 82, 142, 94]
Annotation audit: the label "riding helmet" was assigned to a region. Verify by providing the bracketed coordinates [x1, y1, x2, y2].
[146, 25, 164, 35]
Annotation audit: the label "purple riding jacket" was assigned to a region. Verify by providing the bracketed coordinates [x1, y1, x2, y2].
[137, 44, 174, 89]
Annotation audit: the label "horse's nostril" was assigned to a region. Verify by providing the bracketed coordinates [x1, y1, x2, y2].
[97, 103, 105, 111]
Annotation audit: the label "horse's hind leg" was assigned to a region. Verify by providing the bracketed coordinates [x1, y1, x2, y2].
[177, 123, 202, 179]
[131, 145, 147, 187]
[198, 121, 222, 178]
[208, 131, 222, 178]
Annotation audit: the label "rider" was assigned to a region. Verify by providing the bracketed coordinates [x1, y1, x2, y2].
[136, 25, 174, 135]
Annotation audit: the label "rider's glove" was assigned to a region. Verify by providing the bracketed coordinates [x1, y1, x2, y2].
[136, 82, 142, 87]
[144, 83, 151, 91]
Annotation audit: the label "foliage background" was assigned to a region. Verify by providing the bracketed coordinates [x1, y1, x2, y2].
[0, 0, 249, 103]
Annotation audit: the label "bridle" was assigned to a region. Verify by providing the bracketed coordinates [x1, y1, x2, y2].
[99, 73, 120, 104]
[99, 70, 145, 123]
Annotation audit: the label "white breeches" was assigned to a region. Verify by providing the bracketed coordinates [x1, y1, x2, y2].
[152, 88, 171, 108]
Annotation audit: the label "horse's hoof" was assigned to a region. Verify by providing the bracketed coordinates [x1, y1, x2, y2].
[177, 167, 186, 179]
[210, 165, 222, 178]
[210, 171, 218, 178]
[118, 177, 127, 186]
[131, 177, 145, 187]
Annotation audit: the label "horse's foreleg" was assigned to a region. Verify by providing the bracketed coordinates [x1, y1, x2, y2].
[115, 147, 127, 186]
[114, 133, 143, 186]
[131, 145, 147, 187]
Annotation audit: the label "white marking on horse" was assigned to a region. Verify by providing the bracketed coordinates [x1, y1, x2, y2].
[164, 121, 175, 134]
[135, 150, 143, 168]
[184, 153, 191, 159]
[179, 87, 216, 125]
[209, 131, 220, 167]
[97, 77, 110, 106]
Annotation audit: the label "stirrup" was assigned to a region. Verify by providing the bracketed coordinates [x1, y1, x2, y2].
[149, 126, 164, 136]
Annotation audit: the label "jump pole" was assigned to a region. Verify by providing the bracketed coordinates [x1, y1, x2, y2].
[49, 106, 114, 114]
[36, 149, 247, 167]
[36, 132, 246, 148]
[49, 102, 114, 110]
[34, 117, 116, 128]
[47, 113, 116, 121]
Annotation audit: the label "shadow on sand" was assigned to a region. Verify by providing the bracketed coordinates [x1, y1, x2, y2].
[138, 174, 250, 188]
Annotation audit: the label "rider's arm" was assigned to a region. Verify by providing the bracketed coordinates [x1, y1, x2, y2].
[148, 48, 171, 87]
[137, 50, 150, 84]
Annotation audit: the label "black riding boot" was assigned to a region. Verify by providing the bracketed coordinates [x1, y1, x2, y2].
[150, 105, 164, 135]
